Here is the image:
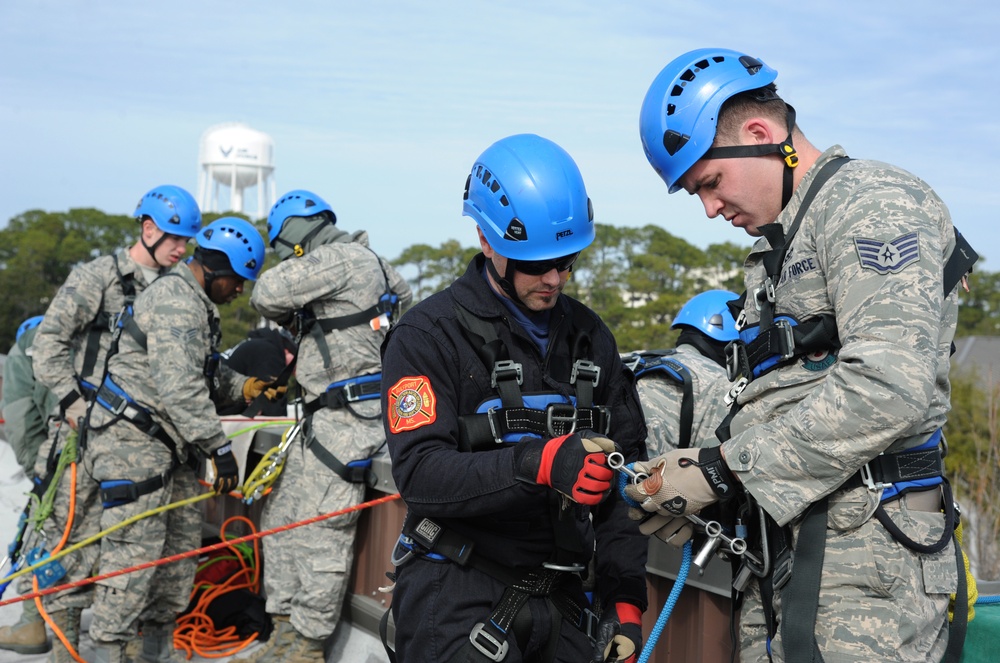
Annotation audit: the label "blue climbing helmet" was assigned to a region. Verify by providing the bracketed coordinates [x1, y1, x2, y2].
[463, 133, 595, 261]
[15, 315, 44, 343]
[267, 189, 336, 247]
[639, 48, 780, 193]
[134, 185, 202, 237]
[195, 218, 266, 281]
[671, 290, 739, 342]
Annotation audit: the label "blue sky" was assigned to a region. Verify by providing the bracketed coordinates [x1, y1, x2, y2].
[1, 1, 997, 265]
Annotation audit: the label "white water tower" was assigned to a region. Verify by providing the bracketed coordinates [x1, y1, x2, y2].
[198, 123, 276, 218]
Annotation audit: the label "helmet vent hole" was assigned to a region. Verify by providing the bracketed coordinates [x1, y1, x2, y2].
[670, 85, 684, 97]
[499, 195, 509, 207]
[667, 103, 677, 116]
[679, 70, 696, 83]
[694, 59, 710, 71]
[481, 169, 492, 185]
[490, 181, 500, 194]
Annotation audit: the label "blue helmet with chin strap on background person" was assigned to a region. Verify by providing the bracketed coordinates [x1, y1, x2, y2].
[267, 189, 337, 248]
[15, 315, 45, 343]
[671, 290, 740, 342]
[639, 48, 782, 193]
[463, 133, 595, 261]
[134, 185, 202, 237]
[195, 217, 266, 282]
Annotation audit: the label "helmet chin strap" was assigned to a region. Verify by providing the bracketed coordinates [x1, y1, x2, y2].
[140, 221, 171, 266]
[702, 104, 799, 210]
[484, 256, 529, 309]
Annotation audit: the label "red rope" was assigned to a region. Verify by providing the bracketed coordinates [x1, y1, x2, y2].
[0, 492, 401, 609]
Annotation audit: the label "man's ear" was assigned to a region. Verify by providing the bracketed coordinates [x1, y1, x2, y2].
[477, 226, 495, 258]
[743, 117, 777, 145]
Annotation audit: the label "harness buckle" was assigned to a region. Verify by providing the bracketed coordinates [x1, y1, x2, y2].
[774, 318, 796, 361]
[570, 360, 601, 387]
[469, 622, 508, 662]
[771, 547, 794, 591]
[859, 458, 892, 493]
[343, 381, 362, 403]
[545, 403, 578, 437]
[491, 360, 523, 388]
[724, 376, 749, 407]
[486, 407, 503, 445]
[725, 341, 749, 382]
[752, 278, 776, 311]
[580, 608, 600, 641]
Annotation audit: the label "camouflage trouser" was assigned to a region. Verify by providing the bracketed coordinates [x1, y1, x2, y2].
[259, 402, 381, 640]
[22, 421, 102, 612]
[739, 493, 956, 662]
[83, 420, 201, 643]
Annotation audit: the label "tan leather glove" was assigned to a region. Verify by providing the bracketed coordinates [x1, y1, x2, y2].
[243, 377, 286, 402]
[637, 513, 695, 547]
[623, 446, 736, 518]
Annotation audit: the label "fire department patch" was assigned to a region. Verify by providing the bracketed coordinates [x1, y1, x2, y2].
[387, 375, 437, 434]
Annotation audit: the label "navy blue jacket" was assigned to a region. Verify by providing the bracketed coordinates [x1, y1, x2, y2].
[380, 255, 649, 610]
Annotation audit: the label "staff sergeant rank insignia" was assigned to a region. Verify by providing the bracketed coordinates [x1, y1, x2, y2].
[854, 231, 920, 275]
[387, 375, 437, 434]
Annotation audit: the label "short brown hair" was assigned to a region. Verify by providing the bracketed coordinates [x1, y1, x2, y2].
[715, 84, 791, 145]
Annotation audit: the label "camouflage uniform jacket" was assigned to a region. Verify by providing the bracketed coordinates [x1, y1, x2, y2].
[33, 249, 152, 404]
[96, 264, 245, 460]
[633, 343, 731, 454]
[1, 325, 60, 471]
[725, 146, 958, 526]
[251, 230, 412, 400]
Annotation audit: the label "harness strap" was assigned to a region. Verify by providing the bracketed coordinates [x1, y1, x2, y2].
[95, 381, 180, 465]
[81, 253, 137, 380]
[302, 417, 376, 486]
[99, 474, 169, 509]
[303, 374, 382, 416]
[944, 531, 968, 663]
[779, 498, 828, 663]
[458, 404, 610, 451]
[631, 351, 695, 449]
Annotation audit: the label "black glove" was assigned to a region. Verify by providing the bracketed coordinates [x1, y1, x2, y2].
[210, 443, 240, 495]
[593, 602, 643, 663]
[513, 432, 615, 505]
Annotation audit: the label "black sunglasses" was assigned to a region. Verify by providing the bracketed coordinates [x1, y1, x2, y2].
[512, 252, 580, 276]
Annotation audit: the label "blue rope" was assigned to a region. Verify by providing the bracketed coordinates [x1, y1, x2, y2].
[616, 461, 692, 663]
[977, 594, 1000, 605]
[638, 541, 692, 663]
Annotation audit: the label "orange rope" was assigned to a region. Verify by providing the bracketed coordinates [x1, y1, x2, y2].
[34, 459, 87, 663]
[173, 515, 263, 659]
[0, 492, 402, 609]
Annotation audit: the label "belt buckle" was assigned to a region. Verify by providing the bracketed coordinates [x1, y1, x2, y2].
[545, 403, 577, 437]
[469, 622, 508, 662]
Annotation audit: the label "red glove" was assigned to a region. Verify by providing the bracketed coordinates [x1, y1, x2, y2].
[593, 602, 642, 662]
[515, 433, 616, 505]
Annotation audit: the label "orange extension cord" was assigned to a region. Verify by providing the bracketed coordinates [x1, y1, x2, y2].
[173, 515, 264, 659]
